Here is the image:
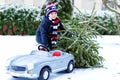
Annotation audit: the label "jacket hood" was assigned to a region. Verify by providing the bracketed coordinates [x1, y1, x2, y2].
[42, 16, 52, 23]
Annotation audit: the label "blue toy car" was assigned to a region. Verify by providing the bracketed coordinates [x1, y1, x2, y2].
[5, 50, 75, 80]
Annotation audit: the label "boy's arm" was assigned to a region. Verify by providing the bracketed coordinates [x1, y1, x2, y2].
[40, 22, 49, 47]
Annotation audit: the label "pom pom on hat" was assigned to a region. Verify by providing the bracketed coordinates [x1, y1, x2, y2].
[46, 3, 58, 16]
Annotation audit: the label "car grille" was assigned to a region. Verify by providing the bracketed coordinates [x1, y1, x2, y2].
[11, 66, 26, 71]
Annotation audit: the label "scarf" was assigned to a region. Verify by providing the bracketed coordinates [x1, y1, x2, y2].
[50, 17, 61, 46]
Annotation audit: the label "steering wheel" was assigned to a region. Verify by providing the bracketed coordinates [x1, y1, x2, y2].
[38, 45, 49, 52]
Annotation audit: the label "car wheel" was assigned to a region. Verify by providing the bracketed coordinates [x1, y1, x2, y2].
[12, 76, 18, 78]
[38, 68, 50, 80]
[66, 61, 74, 73]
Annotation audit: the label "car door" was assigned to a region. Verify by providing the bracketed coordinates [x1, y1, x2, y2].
[52, 55, 68, 70]
[59, 55, 69, 68]
[49, 57, 62, 70]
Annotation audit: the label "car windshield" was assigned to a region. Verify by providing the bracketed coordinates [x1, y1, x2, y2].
[30, 50, 48, 56]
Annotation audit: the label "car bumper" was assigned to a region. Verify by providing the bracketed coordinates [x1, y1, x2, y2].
[6, 70, 38, 79]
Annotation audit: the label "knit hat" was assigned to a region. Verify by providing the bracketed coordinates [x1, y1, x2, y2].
[46, 3, 58, 16]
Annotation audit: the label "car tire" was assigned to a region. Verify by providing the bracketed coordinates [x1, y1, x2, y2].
[66, 61, 74, 73]
[12, 76, 18, 78]
[38, 68, 50, 80]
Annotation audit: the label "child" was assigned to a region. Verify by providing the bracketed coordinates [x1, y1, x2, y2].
[36, 2, 65, 51]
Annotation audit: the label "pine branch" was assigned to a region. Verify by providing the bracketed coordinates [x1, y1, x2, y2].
[68, 33, 80, 49]
[114, 0, 120, 8]
[103, 0, 120, 15]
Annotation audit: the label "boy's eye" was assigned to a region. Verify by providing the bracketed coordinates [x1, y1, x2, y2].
[51, 12, 57, 15]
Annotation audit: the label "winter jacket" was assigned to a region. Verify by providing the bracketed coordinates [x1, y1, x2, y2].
[36, 16, 64, 48]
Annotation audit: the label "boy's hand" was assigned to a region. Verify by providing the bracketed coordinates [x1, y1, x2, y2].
[51, 44, 58, 49]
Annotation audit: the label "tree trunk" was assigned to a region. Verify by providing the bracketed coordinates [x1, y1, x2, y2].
[7, 29, 13, 35]
[2, 24, 8, 32]
[12, 26, 17, 32]
[0, 29, 3, 35]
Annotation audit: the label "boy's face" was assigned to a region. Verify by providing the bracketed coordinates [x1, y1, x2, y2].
[49, 12, 57, 19]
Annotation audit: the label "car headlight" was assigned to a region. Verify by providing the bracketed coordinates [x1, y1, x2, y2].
[5, 55, 20, 68]
[5, 60, 11, 68]
[5, 56, 16, 67]
[27, 63, 34, 70]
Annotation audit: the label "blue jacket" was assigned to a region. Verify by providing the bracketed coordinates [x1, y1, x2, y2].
[36, 16, 64, 48]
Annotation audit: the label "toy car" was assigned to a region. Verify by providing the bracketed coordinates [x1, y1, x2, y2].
[5, 50, 75, 80]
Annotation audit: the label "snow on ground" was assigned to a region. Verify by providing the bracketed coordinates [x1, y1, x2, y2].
[0, 35, 120, 80]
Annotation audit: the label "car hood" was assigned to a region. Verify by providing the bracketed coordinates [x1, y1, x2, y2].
[11, 54, 49, 66]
